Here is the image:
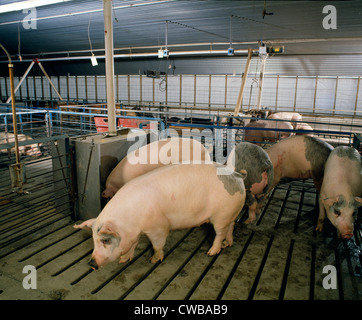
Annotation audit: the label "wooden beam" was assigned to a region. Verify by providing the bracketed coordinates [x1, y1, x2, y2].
[234, 48, 253, 116]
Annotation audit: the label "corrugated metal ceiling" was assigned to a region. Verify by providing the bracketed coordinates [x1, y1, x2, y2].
[0, 0, 362, 61]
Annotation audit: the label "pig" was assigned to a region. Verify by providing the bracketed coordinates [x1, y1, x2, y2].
[295, 122, 314, 136]
[316, 146, 362, 238]
[102, 137, 211, 198]
[0, 132, 42, 157]
[226, 142, 274, 223]
[244, 120, 293, 145]
[266, 135, 334, 191]
[74, 163, 247, 268]
[268, 112, 302, 129]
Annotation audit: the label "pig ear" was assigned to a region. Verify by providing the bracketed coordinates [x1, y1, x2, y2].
[323, 196, 339, 206]
[74, 218, 96, 230]
[98, 221, 120, 238]
[355, 197, 362, 206]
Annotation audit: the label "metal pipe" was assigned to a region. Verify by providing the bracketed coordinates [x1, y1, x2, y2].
[103, 0, 116, 136]
[37, 60, 63, 100]
[0, 43, 20, 165]
[1, 49, 254, 64]
[165, 20, 168, 51]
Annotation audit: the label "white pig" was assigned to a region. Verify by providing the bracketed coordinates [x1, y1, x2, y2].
[268, 112, 302, 129]
[316, 146, 362, 238]
[102, 137, 211, 198]
[75, 163, 247, 269]
[0, 132, 42, 157]
[244, 120, 293, 145]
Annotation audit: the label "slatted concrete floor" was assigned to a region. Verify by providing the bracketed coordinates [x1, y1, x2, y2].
[0, 159, 361, 300]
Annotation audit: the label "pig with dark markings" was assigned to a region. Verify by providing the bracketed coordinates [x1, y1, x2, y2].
[227, 142, 274, 223]
[266, 135, 334, 191]
[317, 146, 362, 238]
[244, 120, 293, 145]
[102, 137, 211, 198]
[75, 163, 247, 269]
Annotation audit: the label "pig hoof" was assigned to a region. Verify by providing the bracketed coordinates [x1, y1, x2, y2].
[119, 255, 133, 263]
[207, 247, 221, 256]
[315, 223, 324, 232]
[222, 240, 232, 248]
[244, 217, 255, 225]
[150, 252, 164, 264]
[150, 256, 162, 264]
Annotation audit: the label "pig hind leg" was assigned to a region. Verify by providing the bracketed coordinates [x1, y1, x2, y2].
[208, 221, 235, 256]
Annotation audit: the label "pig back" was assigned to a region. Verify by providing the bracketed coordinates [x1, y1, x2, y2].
[304, 136, 333, 184]
[227, 142, 273, 194]
[111, 163, 246, 230]
[323, 146, 362, 195]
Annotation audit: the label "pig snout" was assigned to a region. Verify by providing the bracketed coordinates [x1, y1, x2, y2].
[89, 258, 99, 270]
[341, 233, 353, 239]
[102, 189, 115, 199]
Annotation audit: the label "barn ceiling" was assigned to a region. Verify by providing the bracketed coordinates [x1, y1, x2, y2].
[0, 0, 362, 63]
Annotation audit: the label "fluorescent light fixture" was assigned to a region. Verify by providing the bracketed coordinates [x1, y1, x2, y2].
[0, 0, 72, 14]
[90, 53, 98, 66]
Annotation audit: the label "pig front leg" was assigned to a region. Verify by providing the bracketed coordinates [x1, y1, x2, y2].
[145, 228, 169, 264]
[119, 235, 140, 263]
[245, 201, 257, 224]
[315, 198, 326, 232]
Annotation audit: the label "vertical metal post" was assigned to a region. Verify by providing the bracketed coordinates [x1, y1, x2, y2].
[293, 76, 298, 111]
[354, 76, 360, 117]
[179, 74, 182, 107]
[140, 74, 143, 105]
[193, 74, 197, 107]
[165, 20, 168, 52]
[208, 74, 211, 110]
[85, 75, 88, 102]
[127, 75, 130, 105]
[275, 75, 279, 111]
[103, 0, 116, 135]
[256, 54, 267, 110]
[75, 75, 79, 101]
[165, 74, 168, 106]
[66, 74, 69, 102]
[33, 76, 37, 100]
[95, 75, 98, 102]
[152, 77, 155, 106]
[333, 76, 339, 115]
[224, 74, 228, 109]
[313, 76, 318, 114]
[116, 74, 119, 102]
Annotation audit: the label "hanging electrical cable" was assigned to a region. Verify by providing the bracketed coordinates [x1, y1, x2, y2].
[88, 15, 98, 66]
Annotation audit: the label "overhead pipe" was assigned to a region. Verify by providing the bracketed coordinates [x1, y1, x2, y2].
[2, 36, 361, 61]
[103, 0, 116, 136]
[3, 49, 256, 64]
